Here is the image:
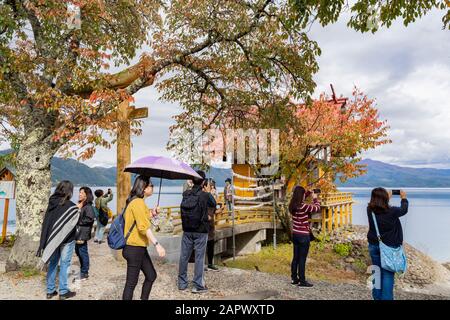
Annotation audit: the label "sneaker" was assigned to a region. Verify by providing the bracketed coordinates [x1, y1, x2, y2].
[80, 273, 89, 281]
[191, 286, 208, 294]
[46, 291, 58, 299]
[59, 291, 76, 300]
[207, 264, 219, 272]
[291, 279, 300, 286]
[298, 281, 313, 288]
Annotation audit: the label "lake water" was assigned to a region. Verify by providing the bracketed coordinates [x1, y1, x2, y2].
[1, 187, 449, 263]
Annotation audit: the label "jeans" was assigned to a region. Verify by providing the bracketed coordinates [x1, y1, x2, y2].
[95, 218, 105, 241]
[226, 200, 232, 213]
[122, 245, 157, 300]
[75, 241, 90, 276]
[368, 243, 395, 300]
[178, 232, 208, 290]
[291, 234, 310, 282]
[47, 240, 75, 295]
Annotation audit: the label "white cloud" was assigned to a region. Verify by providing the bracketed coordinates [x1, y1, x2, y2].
[309, 9, 450, 169]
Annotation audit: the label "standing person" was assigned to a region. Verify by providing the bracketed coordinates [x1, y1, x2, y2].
[94, 188, 113, 244]
[206, 179, 219, 272]
[178, 170, 216, 293]
[37, 181, 81, 300]
[122, 175, 166, 300]
[288, 186, 320, 287]
[224, 178, 232, 213]
[75, 187, 96, 281]
[367, 188, 408, 300]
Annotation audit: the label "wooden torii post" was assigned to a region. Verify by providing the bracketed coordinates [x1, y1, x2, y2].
[116, 100, 148, 215]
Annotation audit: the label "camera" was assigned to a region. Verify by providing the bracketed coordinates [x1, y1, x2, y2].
[313, 188, 321, 194]
[392, 189, 401, 196]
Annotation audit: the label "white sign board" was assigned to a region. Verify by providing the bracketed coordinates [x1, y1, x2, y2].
[0, 181, 15, 199]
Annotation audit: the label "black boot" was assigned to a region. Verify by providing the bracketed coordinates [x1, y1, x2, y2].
[59, 291, 76, 300]
[299, 280, 313, 288]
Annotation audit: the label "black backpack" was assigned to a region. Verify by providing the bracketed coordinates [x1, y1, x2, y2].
[180, 188, 204, 231]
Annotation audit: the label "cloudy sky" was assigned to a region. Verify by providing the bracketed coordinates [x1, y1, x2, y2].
[2, 8, 449, 169]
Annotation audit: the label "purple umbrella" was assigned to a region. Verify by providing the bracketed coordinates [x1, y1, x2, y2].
[124, 156, 202, 205]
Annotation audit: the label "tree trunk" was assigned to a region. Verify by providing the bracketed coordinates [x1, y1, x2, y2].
[6, 129, 55, 271]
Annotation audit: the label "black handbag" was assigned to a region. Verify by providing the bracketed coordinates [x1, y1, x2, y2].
[309, 230, 317, 242]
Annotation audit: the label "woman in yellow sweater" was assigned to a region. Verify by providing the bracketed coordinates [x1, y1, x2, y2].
[122, 175, 166, 300]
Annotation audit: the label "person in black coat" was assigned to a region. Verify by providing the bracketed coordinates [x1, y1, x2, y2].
[37, 180, 81, 300]
[367, 187, 408, 300]
[75, 187, 95, 280]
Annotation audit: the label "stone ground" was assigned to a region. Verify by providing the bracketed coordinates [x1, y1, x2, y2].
[0, 239, 449, 300]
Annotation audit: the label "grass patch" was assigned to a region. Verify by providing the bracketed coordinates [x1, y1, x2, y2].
[222, 240, 368, 284]
[0, 234, 15, 248]
[333, 243, 352, 257]
[20, 267, 42, 278]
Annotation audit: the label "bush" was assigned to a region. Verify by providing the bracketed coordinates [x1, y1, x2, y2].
[353, 259, 368, 273]
[333, 243, 352, 257]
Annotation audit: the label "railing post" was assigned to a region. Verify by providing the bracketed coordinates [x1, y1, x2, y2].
[345, 204, 349, 227]
[350, 202, 353, 226]
[328, 208, 333, 233]
[321, 207, 326, 235]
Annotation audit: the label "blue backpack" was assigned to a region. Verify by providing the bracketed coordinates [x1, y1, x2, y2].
[107, 198, 137, 250]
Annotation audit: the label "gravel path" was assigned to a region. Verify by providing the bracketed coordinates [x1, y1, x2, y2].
[1, 241, 448, 300]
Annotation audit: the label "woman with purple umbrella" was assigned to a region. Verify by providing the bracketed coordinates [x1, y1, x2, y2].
[122, 175, 166, 300]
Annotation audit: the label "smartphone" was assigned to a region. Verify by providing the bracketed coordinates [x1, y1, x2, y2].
[313, 188, 321, 194]
[392, 189, 401, 195]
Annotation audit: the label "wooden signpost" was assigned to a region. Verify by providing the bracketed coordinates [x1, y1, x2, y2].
[116, 100, 148, 215]
[0, 167, 15, 244]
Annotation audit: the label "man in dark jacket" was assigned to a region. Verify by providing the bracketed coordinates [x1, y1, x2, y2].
[75, 187, 95, 281]
[177, 171, 216, 293]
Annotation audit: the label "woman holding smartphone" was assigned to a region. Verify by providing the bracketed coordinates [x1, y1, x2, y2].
[367, 188, 408, 300]
[288, 186, 321, 287]
[122, 175, 166, 300]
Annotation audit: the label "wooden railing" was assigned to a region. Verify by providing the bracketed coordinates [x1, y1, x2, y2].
[158, 204, 277, 235]
[156, 192, 353, 236]
[312, 192, 354, 234]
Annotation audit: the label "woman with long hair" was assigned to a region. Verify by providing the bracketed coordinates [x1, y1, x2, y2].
[288, 186, 321, 287]
[75, 186, 96, 280]
[122, 175, 166, 300]
[367, 187, 408, 300]
[37, 180, 81, 300]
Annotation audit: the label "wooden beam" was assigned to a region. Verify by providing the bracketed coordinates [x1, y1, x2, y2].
[1, 199, 9, 244]
[116, 101, 132, 215]
[107, 106, 149, 122]
[129, 107, 148, 120]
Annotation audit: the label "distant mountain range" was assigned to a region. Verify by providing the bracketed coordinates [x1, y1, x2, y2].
[336, 159, 450, 188]
[2, 149, 450, 187]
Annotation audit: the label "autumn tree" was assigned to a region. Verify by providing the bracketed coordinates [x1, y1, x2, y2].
[0, 0, 322, 270]
[279, 89, 390, 191]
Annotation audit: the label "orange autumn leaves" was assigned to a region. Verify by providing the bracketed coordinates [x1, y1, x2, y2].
[281, 88, 390, 191]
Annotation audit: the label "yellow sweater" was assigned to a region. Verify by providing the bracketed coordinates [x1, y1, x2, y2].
[124, 198, 151, 247]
